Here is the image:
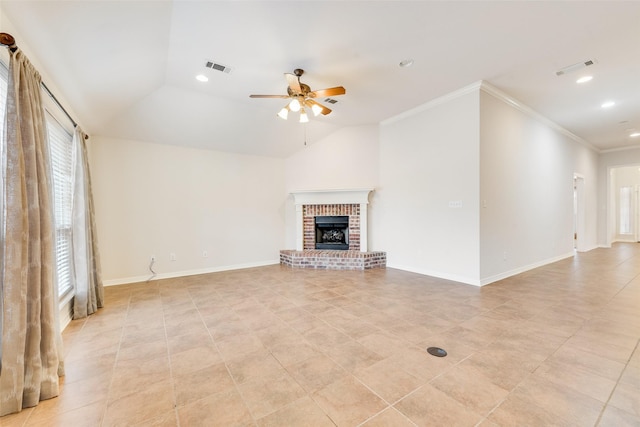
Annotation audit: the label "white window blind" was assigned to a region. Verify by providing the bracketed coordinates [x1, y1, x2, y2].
[0, 61, 8, 281]
[46, 113, 75, 297]
[0, 61, 7, 176]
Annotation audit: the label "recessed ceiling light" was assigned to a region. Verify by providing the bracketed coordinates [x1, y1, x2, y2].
[601, 101, 615, 109]
[576, 76, 593, 84]
[399, 59, 414, 68]
[196, 74, 209, 82]
[630, 132, 640, 138]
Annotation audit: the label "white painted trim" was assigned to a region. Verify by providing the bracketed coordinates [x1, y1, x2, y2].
[600, 145, 640, 154]
[386, 263, 481, 287]
[381, 80, 598, 152]
[576, 244, 599, 253]
[103, 260, 280, 287]
[479, 251, 575, 286]
[359, 202, 368, 252]
[390, 251, 579, 287]
[59, 299, 73, 331]
[290, 188, 374, 206]
[574, 173, 586, 252]
[478, 82, 599, 152]
[612, 238, 637, 243]
[295, 204, 304, 251]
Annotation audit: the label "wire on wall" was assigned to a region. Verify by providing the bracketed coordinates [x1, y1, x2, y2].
[146, 258, 157, 283]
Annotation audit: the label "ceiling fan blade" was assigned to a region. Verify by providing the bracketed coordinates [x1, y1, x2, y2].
[306, 99, 332, 115]
[249, 94, 290, 99]
[285, 73, 302, 94]
[308, 86, 346, 98]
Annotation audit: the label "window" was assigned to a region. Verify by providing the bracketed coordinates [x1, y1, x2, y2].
[0, 58, 75, 298]
[0, 62, 6, 127]
[46, 113, 75, 297]
[619, 186, 632, 235]
[0, 62, 6, 260]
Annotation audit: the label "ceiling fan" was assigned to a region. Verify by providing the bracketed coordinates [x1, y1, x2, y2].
[250, 69, 346, 123]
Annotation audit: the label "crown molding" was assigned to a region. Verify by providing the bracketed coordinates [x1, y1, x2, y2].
[478, 81, 599, 153]
[599, 145, 640, 155]
[381, 80, 599, 153]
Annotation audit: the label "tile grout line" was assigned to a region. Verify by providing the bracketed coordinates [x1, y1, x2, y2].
[160, 284, 184, 427]
[100, 285, 135, 427]
[593, 337, 640, 426]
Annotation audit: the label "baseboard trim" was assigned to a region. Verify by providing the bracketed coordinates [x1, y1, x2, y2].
[103, 260, 280, 287]
[388, 251, 578, 287]
[479, 251, 575, 286]
[59, 298, 73, 331]
[386, 263, 481, 287]
[576, 244, 599, 252]
[612, 238, 637, 244]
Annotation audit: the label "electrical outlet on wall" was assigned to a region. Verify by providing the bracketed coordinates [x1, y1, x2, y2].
[170, 253, 177, 261]
[202, 250, 208, 258]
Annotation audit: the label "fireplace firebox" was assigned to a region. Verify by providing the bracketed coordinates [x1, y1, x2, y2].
[315, 216, 349, 250]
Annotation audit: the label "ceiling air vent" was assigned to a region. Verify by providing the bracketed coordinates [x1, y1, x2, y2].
[555, 59, 596, 76]
[205, 60, 232, 74]
[324, 98, 338, 104]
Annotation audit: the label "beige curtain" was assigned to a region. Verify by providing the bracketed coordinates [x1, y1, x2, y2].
[0, 49, 63, 416]
[72, 127, 104, 319]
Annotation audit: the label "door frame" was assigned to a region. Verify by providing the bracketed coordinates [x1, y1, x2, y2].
[574, 173, 586, 252]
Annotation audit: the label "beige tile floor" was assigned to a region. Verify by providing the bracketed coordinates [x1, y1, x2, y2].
[2, 243, 639, 426]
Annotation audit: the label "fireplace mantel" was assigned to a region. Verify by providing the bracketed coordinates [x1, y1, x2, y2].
[291, 189, 374, 252]
[291, 189, 373, 206]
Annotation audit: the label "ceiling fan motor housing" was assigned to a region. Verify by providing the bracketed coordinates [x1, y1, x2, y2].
[288, 84, 311, 97]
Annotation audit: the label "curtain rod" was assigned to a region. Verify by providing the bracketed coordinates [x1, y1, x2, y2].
[0, 32, 88, 139]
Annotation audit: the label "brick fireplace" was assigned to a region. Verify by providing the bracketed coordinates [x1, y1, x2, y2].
[304, 204, 359, 250]
[280, 189, 386, 270]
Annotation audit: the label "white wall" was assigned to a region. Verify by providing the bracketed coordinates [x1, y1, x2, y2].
[90, 137, 286, 284]
[479, 89, 599, 284]
[375, 87, 481, 284]
[283, 125, 380, 249]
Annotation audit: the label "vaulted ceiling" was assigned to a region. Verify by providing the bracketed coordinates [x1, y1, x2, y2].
[3, 1, 639, 157]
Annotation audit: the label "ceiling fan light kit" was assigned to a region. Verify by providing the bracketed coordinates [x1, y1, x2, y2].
[277, 106, 289, 120]
[250, 68, 345, 123]
[299, 108, 309, 123]
[289, 98, 301, 112]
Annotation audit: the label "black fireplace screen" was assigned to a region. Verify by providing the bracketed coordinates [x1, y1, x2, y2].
[315, 216, 349, 250]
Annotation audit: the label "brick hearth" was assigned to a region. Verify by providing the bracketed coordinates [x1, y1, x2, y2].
[280, 249, 386, 270]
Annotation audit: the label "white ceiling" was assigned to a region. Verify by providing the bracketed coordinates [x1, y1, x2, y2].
[3, 1, 640, 157]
